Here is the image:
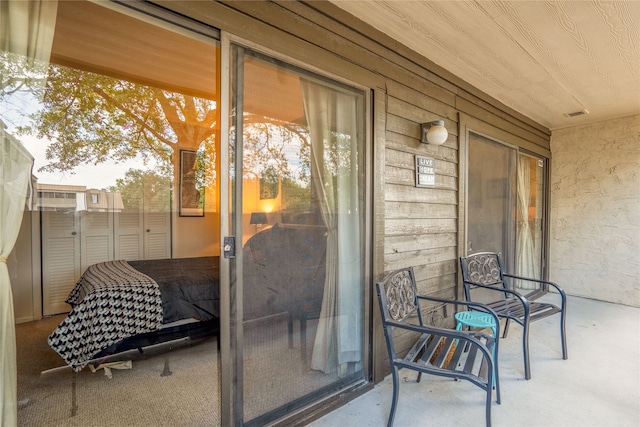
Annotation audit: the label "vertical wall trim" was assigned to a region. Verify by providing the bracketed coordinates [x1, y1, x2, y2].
[371, 85, 387, 382]
[457, 113, 469, 300]
[543, 156, 552, 282]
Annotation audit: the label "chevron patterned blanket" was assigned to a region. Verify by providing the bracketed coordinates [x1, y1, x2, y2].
[48, 260, 164, 371]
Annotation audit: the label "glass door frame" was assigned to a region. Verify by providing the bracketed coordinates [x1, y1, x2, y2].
[218, 30, 234, 427]
[218, 32, 375, 426]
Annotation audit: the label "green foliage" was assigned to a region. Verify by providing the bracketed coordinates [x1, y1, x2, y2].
[3, 56, 217, 176]
[1, 52, 330, 212]
[0, 52, 48, 103]
[108, 168, 171, 212]
[280, 177, 311, 212]
[242, 119, 309, 183]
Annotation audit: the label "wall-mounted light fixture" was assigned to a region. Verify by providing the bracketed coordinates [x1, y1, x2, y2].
[420, 120, 448, 145]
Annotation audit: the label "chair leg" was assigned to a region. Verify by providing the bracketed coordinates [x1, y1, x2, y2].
[487, 350, 500, 427]
[485, 383, 492, 427]
[489, 325, 497, 388]
[522, 321, 531, 380]
[502, 319, 511, 338]
[485, 353, 493, 426]
[288, 313, 294, 348]
[560, 310, 568, 360]
[300, 317, 307, 367]
[494, 359, 501, 405]
[388, 366, 400, 427]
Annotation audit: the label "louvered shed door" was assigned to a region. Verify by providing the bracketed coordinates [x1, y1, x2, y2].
[143, 211, 171, 260]
[81, 211, 115, 269]
[42, 211, 81, 316]
[114, 202, 145, 261]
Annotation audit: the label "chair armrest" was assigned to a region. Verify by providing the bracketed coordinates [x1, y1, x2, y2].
[416, 294, 501, 332]
[463, 281, 531, 307]
[502, 273, 566, 297]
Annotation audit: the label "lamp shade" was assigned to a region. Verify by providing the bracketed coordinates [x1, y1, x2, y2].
[250, 212, 268, 225]
[425, 120, 448, 145]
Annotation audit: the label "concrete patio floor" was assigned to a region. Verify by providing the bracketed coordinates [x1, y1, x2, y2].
[310, 295, 640, 427]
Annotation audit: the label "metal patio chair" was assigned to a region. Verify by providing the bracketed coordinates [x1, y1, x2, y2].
[377, 267, 500, 427]
[459, 252, 568, 380]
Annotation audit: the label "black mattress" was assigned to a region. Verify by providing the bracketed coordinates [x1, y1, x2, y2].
[129, 256, 220, 323]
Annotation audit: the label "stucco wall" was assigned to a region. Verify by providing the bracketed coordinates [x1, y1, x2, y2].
[550, 115, 640, 306]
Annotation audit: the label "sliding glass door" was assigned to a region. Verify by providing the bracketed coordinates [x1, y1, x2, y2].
[468, 133, 517, 271]
[229, 45, 367, 425]
[4, 2, 222, 425]
[467, 132, 546, 280]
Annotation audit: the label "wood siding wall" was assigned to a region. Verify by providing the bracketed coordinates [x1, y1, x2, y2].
[161, 0, 551, 382]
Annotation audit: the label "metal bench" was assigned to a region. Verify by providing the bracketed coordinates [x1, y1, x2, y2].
[460, 252, 568, 380]
[376, 267, 500, 427]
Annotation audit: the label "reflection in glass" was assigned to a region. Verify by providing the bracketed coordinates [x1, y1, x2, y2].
[468, 133, 517, 271]
[235, 49, 366, 424]
[3, 2, 221, 425]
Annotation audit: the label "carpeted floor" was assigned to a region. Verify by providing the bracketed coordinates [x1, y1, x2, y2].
[16, 315, 221, 427]
[15, 312, 348, 426]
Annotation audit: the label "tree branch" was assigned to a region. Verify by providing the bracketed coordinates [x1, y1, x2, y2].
[91, 85, 176, 147]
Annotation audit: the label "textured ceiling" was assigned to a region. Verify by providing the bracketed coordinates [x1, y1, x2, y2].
[330, 0, 640, 130]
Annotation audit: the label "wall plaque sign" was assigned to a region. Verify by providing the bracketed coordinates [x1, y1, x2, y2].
[415, 155, 435, 187]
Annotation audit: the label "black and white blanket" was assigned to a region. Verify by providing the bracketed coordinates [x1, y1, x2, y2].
[48, 260, 164, 371]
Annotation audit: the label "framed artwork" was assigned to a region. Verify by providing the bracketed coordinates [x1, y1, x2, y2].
[259, 165, 279, 200]
[259, 175, 279, 200]
[179, 150, 204, 217]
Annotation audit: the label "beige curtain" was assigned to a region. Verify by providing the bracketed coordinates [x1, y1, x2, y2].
[516, 155, 539, 287]
[1, 1, 56, 425]
[301, 79, 362, 377]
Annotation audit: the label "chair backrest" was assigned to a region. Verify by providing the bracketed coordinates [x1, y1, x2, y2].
[376, 267, 424, 362]
[460, 252, 508, 300]
[376, 267, 423, 326]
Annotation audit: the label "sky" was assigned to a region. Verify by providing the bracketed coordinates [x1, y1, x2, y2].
[19, 133, 145, 190]
[3, 86, 146, 190]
